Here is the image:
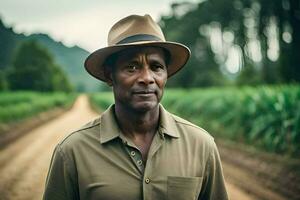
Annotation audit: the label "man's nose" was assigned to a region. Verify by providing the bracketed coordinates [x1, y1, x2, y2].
[137, 67, 155, 85]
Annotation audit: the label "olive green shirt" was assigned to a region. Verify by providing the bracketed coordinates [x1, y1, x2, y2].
[43, 104, 228, 200]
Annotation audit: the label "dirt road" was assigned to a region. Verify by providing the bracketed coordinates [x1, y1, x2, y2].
[0, 95, 256, 200]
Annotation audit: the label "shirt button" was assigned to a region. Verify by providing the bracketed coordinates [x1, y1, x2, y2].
[130, 151, 136, 156]
[137, 160, 143, 165]
[145, 178, 150, 184]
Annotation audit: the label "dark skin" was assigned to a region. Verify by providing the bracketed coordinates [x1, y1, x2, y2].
[104, 47, 168, 161]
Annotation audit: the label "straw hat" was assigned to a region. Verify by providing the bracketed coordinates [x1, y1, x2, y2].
[84, 14, 191, 82]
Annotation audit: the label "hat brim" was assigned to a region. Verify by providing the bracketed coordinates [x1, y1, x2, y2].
[84, 41, 191, 82]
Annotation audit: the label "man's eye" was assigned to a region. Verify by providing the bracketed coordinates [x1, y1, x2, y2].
[152, 64, 165, 71]
[126, 65, 137, 72]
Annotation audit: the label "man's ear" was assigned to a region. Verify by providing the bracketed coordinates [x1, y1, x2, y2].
[103, 65, 113, 86]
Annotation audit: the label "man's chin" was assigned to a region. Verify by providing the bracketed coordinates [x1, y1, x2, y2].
[132, 101, 158, 112]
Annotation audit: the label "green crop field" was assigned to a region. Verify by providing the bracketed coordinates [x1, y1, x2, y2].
[90, 85, 300, 157]
[0, 91, 76, 124]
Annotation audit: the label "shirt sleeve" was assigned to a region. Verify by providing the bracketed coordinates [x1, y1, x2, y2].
[198, 141, 228, 200]
[43, 144, 79, 200]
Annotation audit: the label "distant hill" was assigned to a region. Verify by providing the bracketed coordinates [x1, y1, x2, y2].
[0, 18, 103, 92]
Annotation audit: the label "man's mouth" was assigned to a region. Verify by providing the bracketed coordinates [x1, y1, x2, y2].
[132, 90, 156, 97]
[133, 90, 155, 94]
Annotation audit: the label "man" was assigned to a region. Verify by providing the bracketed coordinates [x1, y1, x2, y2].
[43, 14, 228, 200]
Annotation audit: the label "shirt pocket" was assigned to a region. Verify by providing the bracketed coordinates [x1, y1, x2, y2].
[167, 176, 202, 200]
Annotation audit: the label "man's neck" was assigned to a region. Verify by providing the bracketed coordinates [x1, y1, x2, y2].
[114, 104, 160, 138]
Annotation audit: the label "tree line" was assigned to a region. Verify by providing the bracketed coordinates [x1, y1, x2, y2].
[160, 0, 300, 87]
[0, 39, 72, 92]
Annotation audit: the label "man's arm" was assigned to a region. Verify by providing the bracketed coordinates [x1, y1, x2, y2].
[198, 141, 228, 200]
[43, 145, 79, 200]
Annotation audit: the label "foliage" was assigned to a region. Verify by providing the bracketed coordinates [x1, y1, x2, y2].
[89, 92, 114, 110]
[27, 34, 100, 92]
[162, 86, 300, 157]
[0, 91, 76, 124]
[0, 19, 99, 92]
[6, 40, 73, 92]
[0, 71, 8, 90]
[236, 64, 262, 86]
[160, 0, 300, 87]
[0, 19, 17, 70]
[90, 85, 300, 157]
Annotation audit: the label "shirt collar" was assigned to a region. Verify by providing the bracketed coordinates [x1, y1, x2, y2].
[99, 104, 180, 144]
[99, 104, 121, 144]
[158, 104, 180, 138]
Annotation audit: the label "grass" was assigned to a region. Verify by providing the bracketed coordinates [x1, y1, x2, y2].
[0, 91, 77, 124]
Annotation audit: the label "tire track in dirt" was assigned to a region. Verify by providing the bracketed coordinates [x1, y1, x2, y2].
[0, 95, 256, 200]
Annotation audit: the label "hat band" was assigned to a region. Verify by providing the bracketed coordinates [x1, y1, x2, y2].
[116, 34, 163, 45]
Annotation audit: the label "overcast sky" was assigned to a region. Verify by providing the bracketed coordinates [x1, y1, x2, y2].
[0, 0, 197, 52]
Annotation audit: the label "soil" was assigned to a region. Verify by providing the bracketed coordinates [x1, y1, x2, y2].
[0, 107, 69, 149]
[0, 95, 97, 200]
[0, 95, 298, 200]
[218, 140, 300, 200]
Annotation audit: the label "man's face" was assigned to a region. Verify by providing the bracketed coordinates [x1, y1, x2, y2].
[108, 47, 168, 112]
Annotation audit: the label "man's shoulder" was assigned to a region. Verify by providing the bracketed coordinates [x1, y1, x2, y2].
[169, 112, 214, 143]
[58, 117, 101, 149]
[172, 114, 204, 130]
